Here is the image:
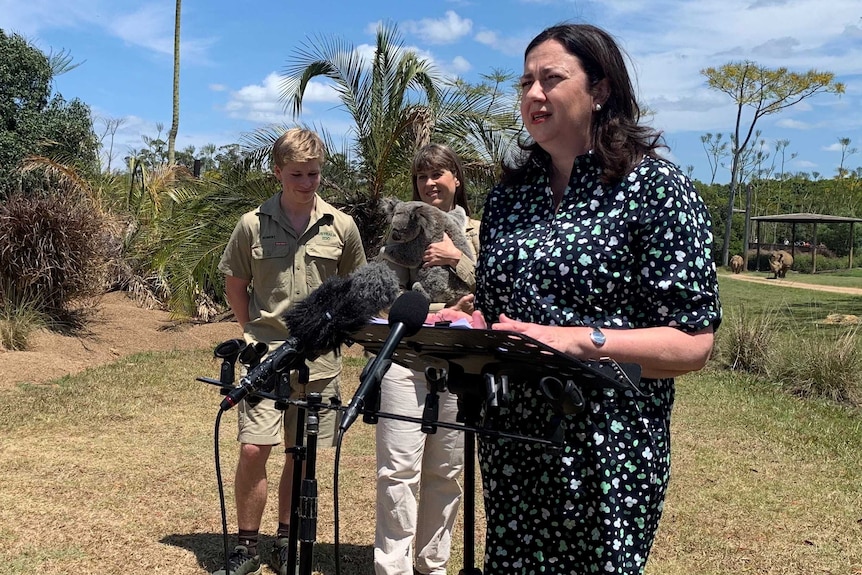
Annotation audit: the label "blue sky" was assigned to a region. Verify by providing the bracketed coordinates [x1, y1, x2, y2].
[1, 0, 860, 184]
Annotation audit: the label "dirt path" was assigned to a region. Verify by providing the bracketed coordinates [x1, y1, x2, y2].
[0, 291, 241, 387]
[723, 272, 862, 295]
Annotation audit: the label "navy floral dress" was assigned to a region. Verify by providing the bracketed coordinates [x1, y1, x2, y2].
[474, 153, 721, 574]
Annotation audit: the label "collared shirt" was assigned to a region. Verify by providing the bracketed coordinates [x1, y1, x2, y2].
[219, 193, 366, 378]
[476, 154, 721, 332]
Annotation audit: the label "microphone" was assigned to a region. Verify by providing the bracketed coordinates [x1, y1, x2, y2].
[284, 261, 400, 353]
[219, 338, 304, 410]
[219, 262, 400, 411]
[339, 290, 430, 432]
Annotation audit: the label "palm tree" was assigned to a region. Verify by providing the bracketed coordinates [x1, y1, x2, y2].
[279, 22, 441, 201]
[167, 0, 181, 165]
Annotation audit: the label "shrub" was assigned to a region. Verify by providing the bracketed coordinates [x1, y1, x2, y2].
[791, 253, 848, 274]
[0, 189, 110, 324]
[715, 305, 778, 375]
[0, 286, 48, 350]
[773, 327, 862, 406]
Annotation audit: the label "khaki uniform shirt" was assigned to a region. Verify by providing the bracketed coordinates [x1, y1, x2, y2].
[218, 193, 367, 378]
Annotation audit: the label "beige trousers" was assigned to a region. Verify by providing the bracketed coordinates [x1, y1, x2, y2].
[374, 362, 465, 575]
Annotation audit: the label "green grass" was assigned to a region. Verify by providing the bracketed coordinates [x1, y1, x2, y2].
[718, 274, 862, 331]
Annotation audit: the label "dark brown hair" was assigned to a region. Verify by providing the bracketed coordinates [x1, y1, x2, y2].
[411, 143, 471, 216]
[503, 23, 665, 187]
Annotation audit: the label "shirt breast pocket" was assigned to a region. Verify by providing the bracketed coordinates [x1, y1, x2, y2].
[305, 242, 343, 286]
[251, 241, 294, 292]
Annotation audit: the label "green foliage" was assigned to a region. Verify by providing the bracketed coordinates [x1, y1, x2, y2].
[772, 327, 862, 404]
[791, 253, 848, 273]
[147, 166, 277, 317]
[0, 29, 98, 196]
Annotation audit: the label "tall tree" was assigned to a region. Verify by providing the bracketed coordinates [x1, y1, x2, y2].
[280, 22, 440, 200]
[699, 132, 729, 185]
[836, 137, 857, 179]
[98, 116, 127, 173]
[0, 29, 97, 196]
[167, 0, 181, 165]
[702, 60, 844, 265]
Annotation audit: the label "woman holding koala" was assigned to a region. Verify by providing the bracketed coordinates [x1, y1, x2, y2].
[374, 143, 480, 575]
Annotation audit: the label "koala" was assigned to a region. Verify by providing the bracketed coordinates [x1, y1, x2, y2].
[377, 198, 474, 306]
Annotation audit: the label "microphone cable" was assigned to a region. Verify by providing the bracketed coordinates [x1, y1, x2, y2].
[332, 427, 347, 575]
[212, 408, 232, 575]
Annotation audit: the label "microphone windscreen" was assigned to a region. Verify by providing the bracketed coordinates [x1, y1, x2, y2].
[388, 290, 430, 337]
[283, 273, 353, 350]
[283, 261, 401, 353]
[346, 261, 400, 321]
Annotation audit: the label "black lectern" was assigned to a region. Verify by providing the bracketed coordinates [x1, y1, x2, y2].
[350, 322, 643, 575]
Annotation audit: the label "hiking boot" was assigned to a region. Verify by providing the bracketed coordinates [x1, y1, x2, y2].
[271, 537, 296, 575]
[211, 545, 261, 575]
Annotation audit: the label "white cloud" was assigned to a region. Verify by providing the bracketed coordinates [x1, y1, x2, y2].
[0, 0, 101, 37]
[402, 10, 472, 45]
[474, 29, 527, 57]
[451, 56, 471, 74]
[822, 140, 859, 161]
[224, 73, 341, 124]
[109, 4, 214, 63]
[0, 1, 215, 63]
[224, 73, 286, 124]
[776, 118, 812, 130]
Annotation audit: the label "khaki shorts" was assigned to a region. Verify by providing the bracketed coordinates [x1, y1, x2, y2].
[237, 373, 342, 448]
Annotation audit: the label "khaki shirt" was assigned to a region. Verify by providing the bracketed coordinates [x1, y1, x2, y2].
[218, 193, 367, 378]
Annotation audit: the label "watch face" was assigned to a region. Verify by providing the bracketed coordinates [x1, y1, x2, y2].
[591, 327, 606, 347]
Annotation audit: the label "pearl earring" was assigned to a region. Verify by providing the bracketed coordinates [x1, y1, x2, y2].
[595, 103, 602, 112]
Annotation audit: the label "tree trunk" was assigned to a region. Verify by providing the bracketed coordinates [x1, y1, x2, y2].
[167, 0, 181, 166]
[742, 183, 752, 270]
[721, 152, 741, 266]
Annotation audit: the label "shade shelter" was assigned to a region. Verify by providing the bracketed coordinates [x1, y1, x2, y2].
[750, 213, 862, 272]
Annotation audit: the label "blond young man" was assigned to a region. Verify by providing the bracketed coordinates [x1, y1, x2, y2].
[216, 128, 366, 575]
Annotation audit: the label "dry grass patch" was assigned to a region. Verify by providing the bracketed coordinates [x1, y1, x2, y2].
[2, 337, 860, 574]
[652, 371, 862, 575]
[0, 348, 484, 575]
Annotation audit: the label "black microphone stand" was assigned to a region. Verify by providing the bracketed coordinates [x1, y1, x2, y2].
[349, 323, 644, 575]
[199, 356, 342, 575]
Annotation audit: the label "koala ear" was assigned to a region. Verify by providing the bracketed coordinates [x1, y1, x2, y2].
[416, 204, 437, 230]
[381, 196, 399, 219]
[450, 205, 467, 225]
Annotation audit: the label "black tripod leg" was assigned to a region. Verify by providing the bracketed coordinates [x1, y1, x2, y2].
[459, 395, 483, 575]
[286, 403, 305, 575]
[298, 393, 321, 575]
